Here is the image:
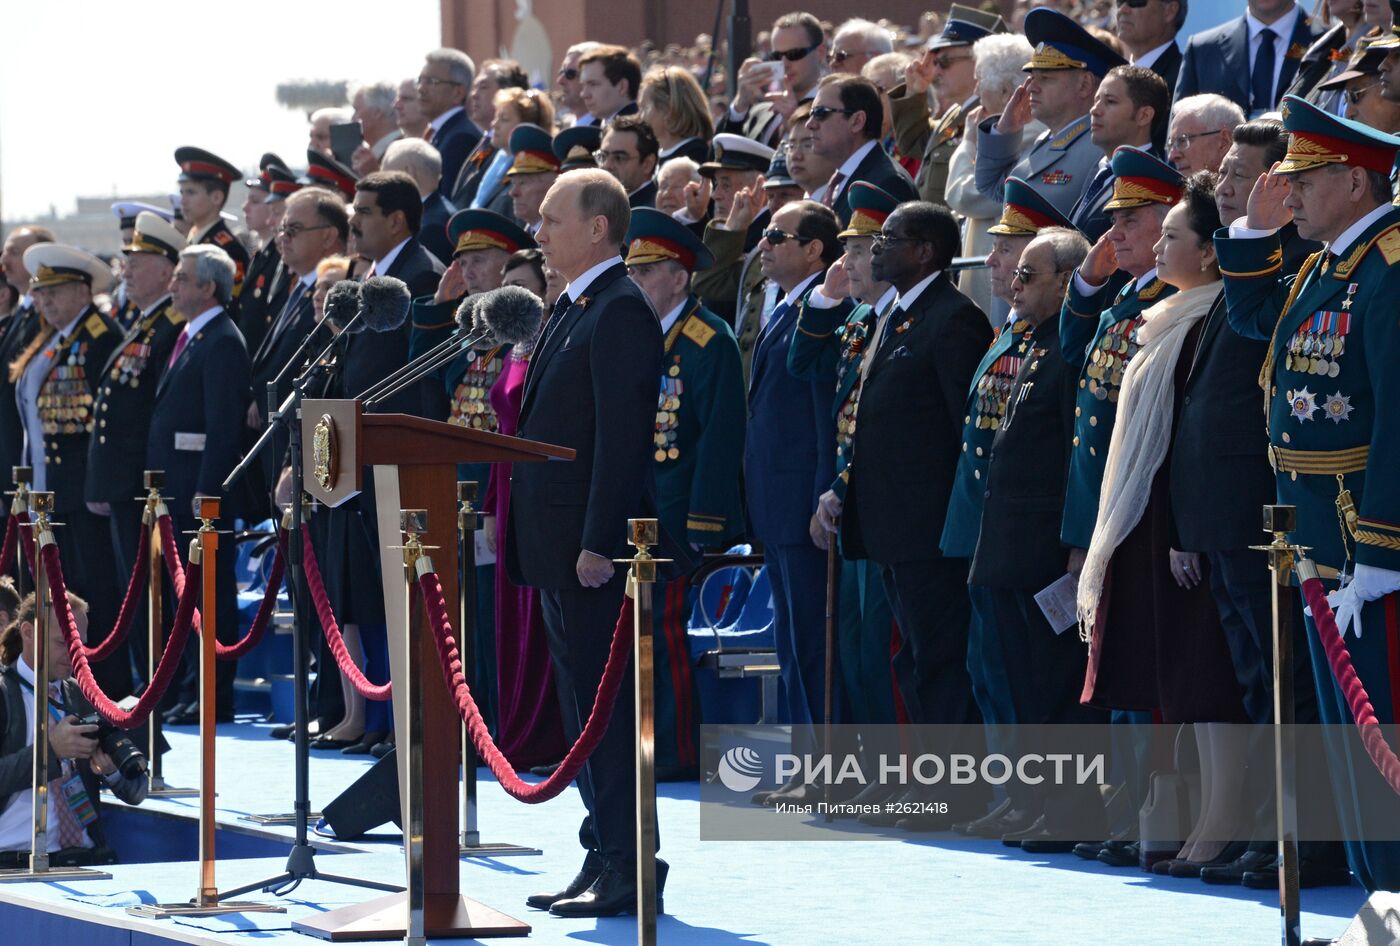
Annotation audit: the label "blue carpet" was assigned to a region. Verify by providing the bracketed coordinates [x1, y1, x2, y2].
[0, 720, 1368, 944]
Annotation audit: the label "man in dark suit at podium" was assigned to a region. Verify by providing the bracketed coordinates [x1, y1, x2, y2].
[506, 169, 663, 918]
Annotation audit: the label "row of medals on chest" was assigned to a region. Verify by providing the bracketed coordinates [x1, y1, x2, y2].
[1285, 317, 1347, 378]
[656, 361, 683, 462]
[972, 328, 1033, 430]
[1084, 320, 1142, 404]
[39, 343, 93, 434]
[450, 351, 500, 430]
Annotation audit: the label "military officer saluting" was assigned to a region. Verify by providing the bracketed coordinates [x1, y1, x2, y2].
[85, 211, 187, 689]
[13, 243, 126, 697]
[942, 177, 1075, 763]
[975, 7, 1124, 217]
[173, 146, 251, 297]
[624, 208, 747, 776]
[1060, 147, 1182, 569]
[1216, 94, 1400, 894]
[789, 182, 902, 802]
[891, 4, 1006, 207]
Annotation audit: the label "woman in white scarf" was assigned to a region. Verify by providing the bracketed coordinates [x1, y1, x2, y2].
[1078, 173, 1252, 872]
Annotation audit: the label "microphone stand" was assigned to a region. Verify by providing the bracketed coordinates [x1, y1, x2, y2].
[220, 310, 403, 900]
[356, 322, 487, 405]
[365, 329, 493, 409]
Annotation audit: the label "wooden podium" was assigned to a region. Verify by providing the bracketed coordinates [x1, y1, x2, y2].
[292, 400, 573, 942]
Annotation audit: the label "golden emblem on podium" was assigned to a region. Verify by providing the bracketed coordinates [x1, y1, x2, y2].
[312, 413, 337, 490]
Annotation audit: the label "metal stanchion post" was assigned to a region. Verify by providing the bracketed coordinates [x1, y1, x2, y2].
[141, 471, 195, 798]
[128, 498, 283, 919]
[823, 534, 838, 823]
[616, 519, 667, 946]
[9, 466, 31, 598]
[456, 480, 540, 858]
[1253, 504, 1303, 946]
[0, 491, 110, 883]
[399, 509, 432, 946]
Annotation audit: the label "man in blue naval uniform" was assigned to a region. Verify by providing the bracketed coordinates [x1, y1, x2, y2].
[942, 178, 1075, 797]
[624, 208, 746, 777]
[1215, 94, 1400, 893]
[1060, 146, 1183, 567]
[789, 183, 901, 809]
[975, 7, 1125, 218]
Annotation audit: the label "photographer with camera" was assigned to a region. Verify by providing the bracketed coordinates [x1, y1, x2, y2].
[0, 583, 148, 868]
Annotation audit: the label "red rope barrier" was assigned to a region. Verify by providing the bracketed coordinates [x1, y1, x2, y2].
[0, 512, 17, 576]
[301, 530, 391, 700]
[418, 567, 632, 803]
[45, 540, 202, 730]
[17, 512, 36, 576]
[75, 521, 149, 662]
[1300, 576, 1400, 796]
[157, 515, 285, 660]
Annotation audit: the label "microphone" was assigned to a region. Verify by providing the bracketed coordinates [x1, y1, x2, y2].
[358, 275, 412, 333]
[475, 285, 544, 347]
[322, 280, 361, 330]
[356, 291, 491, 404]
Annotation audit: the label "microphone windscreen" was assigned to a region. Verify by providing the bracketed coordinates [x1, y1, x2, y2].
[454, 293, 482, 332]
[359, 276, 412, 332]
[323, 280, 361, 329]
[477, 285, 544, 347]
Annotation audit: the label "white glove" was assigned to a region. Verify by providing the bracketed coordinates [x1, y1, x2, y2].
[1326, 564, 1400, 639]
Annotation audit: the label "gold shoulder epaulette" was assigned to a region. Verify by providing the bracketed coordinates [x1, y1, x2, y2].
[162, 304, 187, 326]
[1374, 225, 1400, 266]
[682, 315, 716, 348]
[83, 312, 108, 339]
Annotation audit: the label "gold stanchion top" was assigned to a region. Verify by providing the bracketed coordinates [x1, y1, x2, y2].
[615, 518, 670, 585]
[1262, 505, 1296, 535]
[628, 518, 658, 550]
[11, 466, 32, 487]
[30, 491, 53, 515]
[143, 470, 165, 491]
[30, 492, 56, 548]
[1252, 503, 1310, 582]
[456, 481, 479, 506]
[197, 496, 220, 525]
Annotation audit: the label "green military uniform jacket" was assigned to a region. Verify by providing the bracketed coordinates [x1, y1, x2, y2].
[940, 316, 1034, 558]
[890, 85, 975, 208]
[1058, 272, 1175, 548]
[1217, 207, 1400, 574]
[654, 297, 747, 548]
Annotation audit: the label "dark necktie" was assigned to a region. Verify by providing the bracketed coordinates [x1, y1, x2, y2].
[823, 171, 846, 208]
[1252, 27, 1278, 113]
[1073, 160, 1115, 225]
[536, 293, 572, 355]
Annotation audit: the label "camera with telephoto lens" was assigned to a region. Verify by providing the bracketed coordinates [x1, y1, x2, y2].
[75, 713, 147, 780]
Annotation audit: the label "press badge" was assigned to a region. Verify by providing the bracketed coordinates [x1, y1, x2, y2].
[174, 433, 207, 451]
[59, 772, 97, 826]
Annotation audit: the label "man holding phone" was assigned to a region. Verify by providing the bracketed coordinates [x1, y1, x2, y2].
[721, 11, 828, 148]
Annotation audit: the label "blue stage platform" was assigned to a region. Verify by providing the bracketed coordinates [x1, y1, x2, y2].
[0, 719, 1369, 945]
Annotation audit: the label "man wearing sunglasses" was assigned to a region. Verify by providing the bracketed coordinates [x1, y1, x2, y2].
[1324, 44, 1400, 130]
[557, 42, 602, 127]
[805, 75, 918, 228]
[827, 18, 894, 78]
[1174, 0, 1323, 117]
[892, 4, 1006, 207]
[975, 8, 1124, 218]
[1115, 0, 1186, 96]
[722, 11, 828, 149]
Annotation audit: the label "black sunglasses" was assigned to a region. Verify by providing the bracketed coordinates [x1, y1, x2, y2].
[768, 44, 819, 63]
[763, 227, 814, 246]
[1115, 0, 1153, 7]
[808, 105, 857, 122]
[558, 67, 579, 80]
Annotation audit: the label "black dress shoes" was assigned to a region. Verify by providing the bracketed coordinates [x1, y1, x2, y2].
[370, 735, 395, 759]
[966, 805, 1040, 840]
[1242, 858, 1352, 889]
[311, 735, 361, 751]
[1097, 840, 1140, 868]
[1165, 841, 1249, 878]
[857, 786, 928, 827]
[842, 778, 899, 812]
[162, 702, 192, 724]
[531, 761, 562, 778]
[895, 811, 958, 833]
[548, 861, 668, 917]
[1199, 848, 1276, 885]
[751, 774, 804, 807]
[954, 798, 1012, 835]
[341, 731, 387, 755]
[1002, 814, 1048, 847]
[526, 856, 604, 910]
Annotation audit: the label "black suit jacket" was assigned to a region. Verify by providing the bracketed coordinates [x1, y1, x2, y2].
[430, 108, 484, 201]
[383, 236, 444, 300]
[1281, 22, 1346, 103]
[834, 143, 918, 228]
[506, 262, 663, 589]
[149, 310, 251, 514]
[841, 273, 992, 564]
[0, 304, 41, 493]
[1174, 11, 1321, 113]
[969, 317, 1076, 590]
[629, 179, 658, 209]
[1151, 42, 1183, 99]
[420, 193, 455, 266]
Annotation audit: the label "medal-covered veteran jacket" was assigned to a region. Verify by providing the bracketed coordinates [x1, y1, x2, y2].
[654, 297, 747, 550]
[1216, 208, 1400, 574]
[1058, 272, 1176, 549]
[33, 308, 119, 513]
[85, 296, 185, 505]
[940, 316, 1035, 559]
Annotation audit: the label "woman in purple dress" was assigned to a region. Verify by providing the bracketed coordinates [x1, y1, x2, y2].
[482, 250, 566, 769]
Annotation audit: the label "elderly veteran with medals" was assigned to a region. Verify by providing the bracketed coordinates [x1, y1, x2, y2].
[1216, 93, 1400, 895]
[788, 183, 902, 811]
[508, 123, 562, 239]
[624, 208, 746, 777]
[11, 245, 124, 696]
